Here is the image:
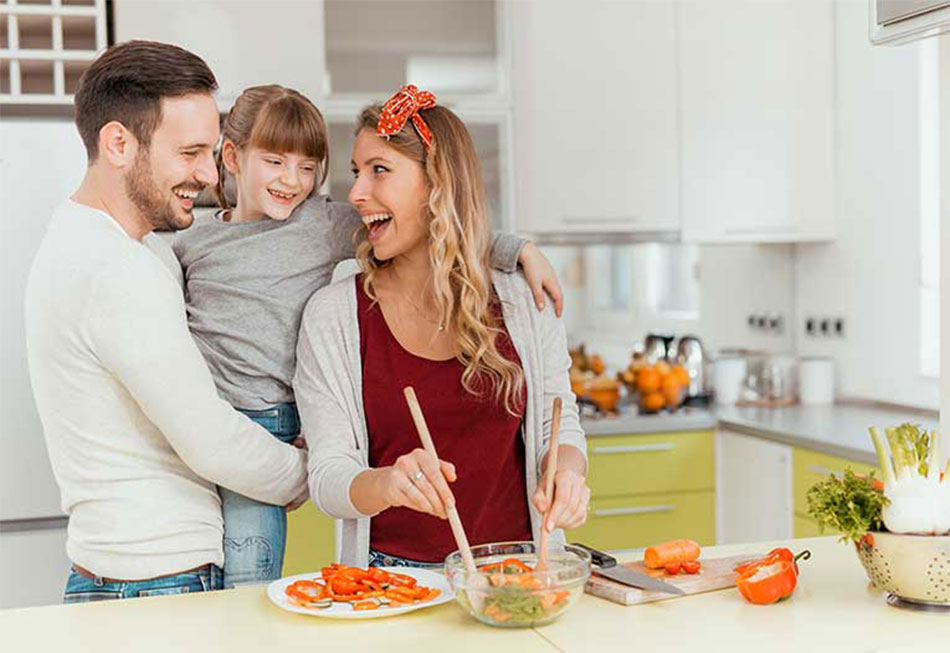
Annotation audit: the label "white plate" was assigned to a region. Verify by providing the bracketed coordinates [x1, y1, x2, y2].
[267, 567, 454, 619]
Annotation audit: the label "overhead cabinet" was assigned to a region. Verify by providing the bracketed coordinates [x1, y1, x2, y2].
[510, 0, 681, 236]
[677, 0, 836, 243]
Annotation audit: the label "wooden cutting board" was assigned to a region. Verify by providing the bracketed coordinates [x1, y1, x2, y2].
[585, 553, 763, 606]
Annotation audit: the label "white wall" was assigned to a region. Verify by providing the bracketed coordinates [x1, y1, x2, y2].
[552, 242, 795, 370]
[794, 0, 940, 410]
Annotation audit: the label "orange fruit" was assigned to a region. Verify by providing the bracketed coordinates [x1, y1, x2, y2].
[655, 361, 672, 377]
[589, 354, 606, 375]
[662, 375, 683, 408]
[641, 391, 665, 413]
[636, 367, 661, 394]
[672, 365, 691, 387]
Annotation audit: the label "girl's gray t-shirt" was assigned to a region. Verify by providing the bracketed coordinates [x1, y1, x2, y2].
[172, 195, 525, 410]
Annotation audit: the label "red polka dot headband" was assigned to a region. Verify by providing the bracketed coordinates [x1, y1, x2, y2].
[376, 85, 437, 150]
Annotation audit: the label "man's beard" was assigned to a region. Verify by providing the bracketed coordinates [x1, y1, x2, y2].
[125, 149, 198, 232]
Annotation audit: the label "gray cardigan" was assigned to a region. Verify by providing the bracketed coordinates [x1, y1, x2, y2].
[293, 270, 586, 566]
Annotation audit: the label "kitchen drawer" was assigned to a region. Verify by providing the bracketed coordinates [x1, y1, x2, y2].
[793, 514, 835, 539]
[566, 490, 715, 552]
[586, 430, 714, 498]
[792, 448, 877, 516]
[284, 502, 335, 576]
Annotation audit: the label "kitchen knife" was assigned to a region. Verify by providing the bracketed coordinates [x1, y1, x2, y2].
[572, 543, 686, 595]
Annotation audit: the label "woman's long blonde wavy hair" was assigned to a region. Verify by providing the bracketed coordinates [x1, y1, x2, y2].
[355, 104, 525, 416]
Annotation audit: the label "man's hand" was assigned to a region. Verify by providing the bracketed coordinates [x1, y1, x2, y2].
[518, 242, 564, 317]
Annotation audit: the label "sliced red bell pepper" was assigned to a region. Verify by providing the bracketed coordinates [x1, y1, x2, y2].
[735, 559, 799, 604]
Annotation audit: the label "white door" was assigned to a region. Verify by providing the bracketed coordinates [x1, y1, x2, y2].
[716, 429, 793, 544]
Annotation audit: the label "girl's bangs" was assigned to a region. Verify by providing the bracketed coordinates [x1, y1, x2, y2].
[248, 97, 327, 161]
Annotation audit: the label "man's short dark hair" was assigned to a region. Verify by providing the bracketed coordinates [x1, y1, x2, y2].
[74, 40, 218, 161]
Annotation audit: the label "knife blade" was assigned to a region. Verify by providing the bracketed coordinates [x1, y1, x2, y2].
[573, 542, 686, 595]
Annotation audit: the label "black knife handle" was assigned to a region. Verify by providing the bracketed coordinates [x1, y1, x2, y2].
[571, 542, 617, 569]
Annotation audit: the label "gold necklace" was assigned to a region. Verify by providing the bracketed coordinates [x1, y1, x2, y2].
[398, 292, 446, 332]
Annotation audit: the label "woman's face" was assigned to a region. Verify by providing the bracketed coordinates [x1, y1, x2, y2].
[348, 128, 430, 262]
[225, 143, 317, 220]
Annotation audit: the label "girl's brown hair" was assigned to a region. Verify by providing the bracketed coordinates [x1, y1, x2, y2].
[355, 104, 525, 416]
[215, 85, 328, 209]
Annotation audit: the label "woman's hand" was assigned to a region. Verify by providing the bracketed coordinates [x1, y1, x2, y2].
[532, 468, 591, 533]
[378, 448, 458, 519]
[518, 242, 564, 317]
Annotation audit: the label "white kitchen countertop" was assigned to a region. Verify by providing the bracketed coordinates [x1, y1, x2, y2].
[1, 536, 944, 651]
[581, 402, 939, 465]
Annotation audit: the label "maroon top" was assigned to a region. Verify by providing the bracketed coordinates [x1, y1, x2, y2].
[356, 275, 531, 562]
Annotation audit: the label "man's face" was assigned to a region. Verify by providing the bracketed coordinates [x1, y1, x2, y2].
[125, 94, 220, 231]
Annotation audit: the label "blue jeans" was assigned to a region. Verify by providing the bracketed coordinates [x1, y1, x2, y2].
[64, 564, 223, 603]
[220, 403, 299, 588]
[368, 549, 444, 570]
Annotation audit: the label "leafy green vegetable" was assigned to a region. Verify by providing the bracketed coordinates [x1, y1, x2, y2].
[885, 423, 932, 477]
[481, 584, 548, 623]
[806, 468, 889, 543]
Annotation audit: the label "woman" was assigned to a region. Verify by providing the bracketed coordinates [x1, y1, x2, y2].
[294, 86, 589, 567]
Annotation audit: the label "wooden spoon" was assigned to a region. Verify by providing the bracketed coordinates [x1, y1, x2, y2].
[403, 386, 487, 608]
[536, 397, 562, 572]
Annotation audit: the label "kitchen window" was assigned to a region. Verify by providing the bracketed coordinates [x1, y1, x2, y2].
[0, 0, 110, 106]
[919, 36, 939, 378]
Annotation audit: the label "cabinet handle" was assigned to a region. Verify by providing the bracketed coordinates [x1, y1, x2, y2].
[559, 215, 644, 225]
[722, 224, 797, 235]
[592, 504, 675, 518]
[591, 443, 675, 455]
[808, 464, 841, 478]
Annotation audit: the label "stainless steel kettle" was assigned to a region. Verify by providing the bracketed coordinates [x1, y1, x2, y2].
[673, 335, 707, 397]
[643, 333, 675, 364]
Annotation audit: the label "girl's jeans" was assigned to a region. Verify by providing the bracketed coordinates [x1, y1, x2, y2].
[220, 403, 299, 588]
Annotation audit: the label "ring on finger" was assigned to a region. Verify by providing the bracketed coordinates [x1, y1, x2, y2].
[411, 470, 424, 483]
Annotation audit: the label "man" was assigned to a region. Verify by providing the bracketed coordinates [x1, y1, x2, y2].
[25, 40, 307, 602]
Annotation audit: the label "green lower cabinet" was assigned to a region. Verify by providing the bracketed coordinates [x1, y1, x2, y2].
[586, 430, 715, 497]
[568, 430, 716, 551]
[283, 502, 335, 576]
[567, 490, 716, 551]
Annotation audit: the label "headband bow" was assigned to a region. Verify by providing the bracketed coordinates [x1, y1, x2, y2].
[377, 85, 437, 149]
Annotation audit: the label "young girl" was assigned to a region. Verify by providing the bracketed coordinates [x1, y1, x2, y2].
[172, 84, 562, 586]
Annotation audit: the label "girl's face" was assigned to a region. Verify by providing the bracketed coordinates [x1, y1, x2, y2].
[224, 142, 318, 220]
[348, 128, 430, 262]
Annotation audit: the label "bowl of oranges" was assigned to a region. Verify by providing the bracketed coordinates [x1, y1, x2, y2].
[619, 358, 690, 414]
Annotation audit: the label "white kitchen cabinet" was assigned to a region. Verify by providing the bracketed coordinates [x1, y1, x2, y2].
[510, 0, 680, 235]
[716, 429, 793, 544]
[113, 0, 326, 109]
[678, 0, 835, 243]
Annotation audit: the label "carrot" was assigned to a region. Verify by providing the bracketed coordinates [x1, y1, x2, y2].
[643, 539, 701, 569]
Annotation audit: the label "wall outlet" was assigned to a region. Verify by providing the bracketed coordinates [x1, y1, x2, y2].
[747, 312, 784, 335]
[805, 315, 845, 338]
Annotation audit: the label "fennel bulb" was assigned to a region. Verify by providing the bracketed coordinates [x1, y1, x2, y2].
[869, 424, 950, 535]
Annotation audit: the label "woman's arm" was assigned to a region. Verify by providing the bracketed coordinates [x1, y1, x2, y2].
[294, 284, 462, 521]
[529, 297, 590, 532]
[293, 293, 372, 519]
